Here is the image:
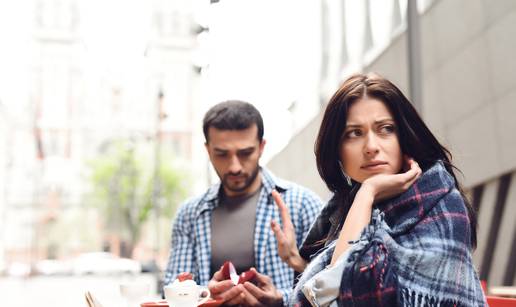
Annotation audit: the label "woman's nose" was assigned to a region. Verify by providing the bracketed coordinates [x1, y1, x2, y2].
[363, 133, 380, 156]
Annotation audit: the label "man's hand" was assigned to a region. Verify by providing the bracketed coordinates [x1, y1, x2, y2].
[239, 268, 283, 307]
[208, 266, 245, 306]
[270, 190, 307, 272]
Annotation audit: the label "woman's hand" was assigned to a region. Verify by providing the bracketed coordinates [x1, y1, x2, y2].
[270, 190, 307, 272]
[331, 157, 421, 265]
[361, 157, 422, 203]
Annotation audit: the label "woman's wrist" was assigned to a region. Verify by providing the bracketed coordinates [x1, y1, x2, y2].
[356, 183, 376, 206]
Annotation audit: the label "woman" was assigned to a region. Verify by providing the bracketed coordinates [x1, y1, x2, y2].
[271, 73, 486, 306]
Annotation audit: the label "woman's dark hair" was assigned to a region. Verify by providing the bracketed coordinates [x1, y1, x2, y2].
[314, 73, 477, 248]
[203, 100, 264, 143]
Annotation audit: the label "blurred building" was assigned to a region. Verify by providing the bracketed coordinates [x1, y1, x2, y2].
[268, 0, 516, 287]
[146, 0, 206, 195]
[1, 0, 84, 266]
[0, 100, 9, 270]
[0, 0, 201, 268]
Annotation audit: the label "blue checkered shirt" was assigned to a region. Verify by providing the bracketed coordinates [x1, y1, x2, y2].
[163, 167, 323, 306]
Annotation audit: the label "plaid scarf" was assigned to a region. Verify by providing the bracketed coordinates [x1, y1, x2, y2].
[291, 161, 486, 307]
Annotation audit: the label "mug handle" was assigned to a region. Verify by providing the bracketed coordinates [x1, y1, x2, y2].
[197, 287, 211, 306]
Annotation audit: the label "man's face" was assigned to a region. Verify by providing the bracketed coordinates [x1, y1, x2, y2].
[205, 125, 265, 197]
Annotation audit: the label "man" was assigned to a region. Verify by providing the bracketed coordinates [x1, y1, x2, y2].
[163, 100, 322, 306]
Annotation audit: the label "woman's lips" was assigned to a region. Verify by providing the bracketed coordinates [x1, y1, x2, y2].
[361, 162, 388, 170]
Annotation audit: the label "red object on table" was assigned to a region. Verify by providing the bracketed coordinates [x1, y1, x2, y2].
[481, 280, 516, 306]
[198, 298, 225, 307]
[486, 296, 516, 307]
[177, 272, 194, 282]
[140, 298, 224, 307]
[221, 261, 256, 284]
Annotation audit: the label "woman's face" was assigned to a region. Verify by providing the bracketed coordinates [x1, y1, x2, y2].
[339, 97, 403, 183]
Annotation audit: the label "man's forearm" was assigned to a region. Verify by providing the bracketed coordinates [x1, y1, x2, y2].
[287, 253, 307, 273]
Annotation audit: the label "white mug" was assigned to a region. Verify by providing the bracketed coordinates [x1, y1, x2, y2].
[164, 280, 210, 307]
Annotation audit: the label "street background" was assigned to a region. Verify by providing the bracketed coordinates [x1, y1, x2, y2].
[1, 0, 516, 306]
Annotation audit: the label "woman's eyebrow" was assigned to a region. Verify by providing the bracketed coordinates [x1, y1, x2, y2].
[344, 123, 362, 128]
[374, 118, 395, 124]
[345, 118, 395, 128]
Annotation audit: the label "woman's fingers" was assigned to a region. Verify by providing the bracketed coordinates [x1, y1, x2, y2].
[366, 157, 423, 202]
[399, 159, 421, 190]
[401, 158, 421, 181]
[409, 159, 422, 180]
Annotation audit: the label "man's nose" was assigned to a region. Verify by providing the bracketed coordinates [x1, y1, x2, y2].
[228, 155, 243, 173]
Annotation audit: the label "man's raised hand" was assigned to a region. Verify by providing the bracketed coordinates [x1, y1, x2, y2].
[270, 190, 307, 272]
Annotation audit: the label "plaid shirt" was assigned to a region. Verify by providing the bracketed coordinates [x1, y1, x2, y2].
[292, 161, 486, 307]
[164, 167, 323, 306]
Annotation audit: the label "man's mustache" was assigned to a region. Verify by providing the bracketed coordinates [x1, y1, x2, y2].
[225, 172, 244, 177]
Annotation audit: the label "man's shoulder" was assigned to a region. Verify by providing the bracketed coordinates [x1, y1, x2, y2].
[179, 194, 205, 208]
[176, 187, 215, 215]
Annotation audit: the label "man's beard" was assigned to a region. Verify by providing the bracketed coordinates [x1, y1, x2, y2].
[220, 165, 260, 194]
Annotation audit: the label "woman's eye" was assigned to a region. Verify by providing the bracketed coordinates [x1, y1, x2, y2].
[379, 125, 395, 134]
[345, 129, 362, 138]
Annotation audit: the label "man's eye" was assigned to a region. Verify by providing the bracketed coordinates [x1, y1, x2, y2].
[238, 151, 253, 157]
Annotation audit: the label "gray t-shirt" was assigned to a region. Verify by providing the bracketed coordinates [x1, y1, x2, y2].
[210, 187, 261, 276]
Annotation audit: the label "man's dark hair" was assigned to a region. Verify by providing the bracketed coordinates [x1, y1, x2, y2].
[203, 100, 264, 143]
